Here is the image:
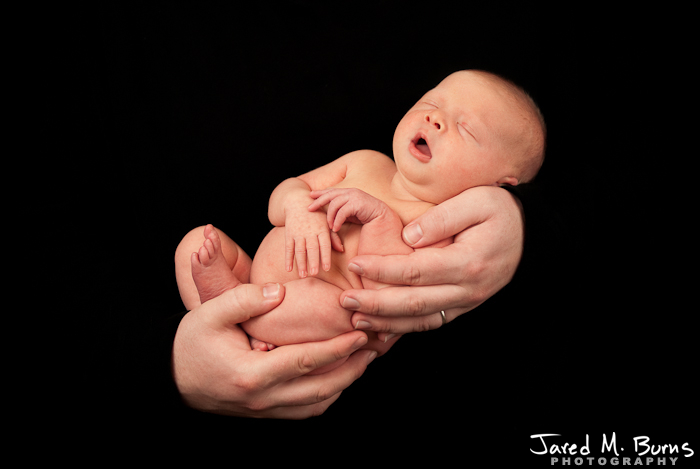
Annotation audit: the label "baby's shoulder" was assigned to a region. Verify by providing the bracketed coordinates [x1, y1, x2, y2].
[343, 149, 395, 172]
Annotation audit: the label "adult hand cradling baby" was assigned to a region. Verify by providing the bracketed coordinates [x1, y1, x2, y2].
[340, 186, 524, 341]
[171, 185, 522, 417]
[172, 282, 376, 419]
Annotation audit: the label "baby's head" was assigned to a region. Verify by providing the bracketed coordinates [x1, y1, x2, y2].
[392, 70, 546, 204]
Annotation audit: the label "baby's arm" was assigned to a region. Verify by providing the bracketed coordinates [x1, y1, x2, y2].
[267, 151, 372, 277]
[309, 188, 413, 290]
[268, 178, 341, 277]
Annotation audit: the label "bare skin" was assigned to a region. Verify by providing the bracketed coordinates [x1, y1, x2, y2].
[176, 70, 543, 371]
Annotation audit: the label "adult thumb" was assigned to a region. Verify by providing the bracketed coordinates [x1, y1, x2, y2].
[206, 283, 285, 327]
[402, 194, 480, 248]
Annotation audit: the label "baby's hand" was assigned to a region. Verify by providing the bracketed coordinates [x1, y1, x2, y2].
[285, 207, 343, 277]
[309, 188, 390, 231]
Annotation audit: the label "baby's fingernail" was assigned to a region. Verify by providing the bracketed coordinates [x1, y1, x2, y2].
[403, 223, 423, 246]
[343, 297, 360, 310]
[263, 283, 281, 299]
[383, 334, 396, 343]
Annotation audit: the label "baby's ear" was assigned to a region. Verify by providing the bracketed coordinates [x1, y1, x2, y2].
[496, 176, 519, 187]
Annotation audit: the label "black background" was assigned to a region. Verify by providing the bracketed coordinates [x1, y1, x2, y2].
[55, 1, 695, 464]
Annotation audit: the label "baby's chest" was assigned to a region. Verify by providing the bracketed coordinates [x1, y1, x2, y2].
[329, 175, 433, 225]
[327, 173, 380, 195]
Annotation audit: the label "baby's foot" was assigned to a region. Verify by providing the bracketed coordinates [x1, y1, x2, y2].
[249, 337, 277, 352]
[191, 224, 241, 304]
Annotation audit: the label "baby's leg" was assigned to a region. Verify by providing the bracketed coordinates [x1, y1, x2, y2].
[241, 276, 397, 373]
[242, 277, 353, 345]
[242, 277, 356, 374]
[175, 224, 252, 310]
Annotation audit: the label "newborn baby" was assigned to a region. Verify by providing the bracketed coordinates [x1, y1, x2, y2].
[175, 70, 546, 372]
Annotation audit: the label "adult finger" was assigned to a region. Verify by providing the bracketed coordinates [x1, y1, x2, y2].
[402, 198, 478, 248]
[203, 282, 286, 328]
[257, 392, 343, 420]
[258, 330, 371, 388]
[262, 347, 377, 413]
[352, 308, 464, 337]
[341, 283, 467, 317]
[348, 246, 467, 287]
[402, 186, 508, 248]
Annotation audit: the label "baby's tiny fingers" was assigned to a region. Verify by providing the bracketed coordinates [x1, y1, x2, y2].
[309, 189, 328, 198]
[330, 230, 344, 253]
[308, 190, 332, 211]
[285, 238, 295, 272]
[319, 232, 333, 271]
[306, 235, 321, 276]
[326, 197, 350, 231]
[294, 237, 308, 278]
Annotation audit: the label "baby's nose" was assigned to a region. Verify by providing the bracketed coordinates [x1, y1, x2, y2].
[425, 112, 442, 130]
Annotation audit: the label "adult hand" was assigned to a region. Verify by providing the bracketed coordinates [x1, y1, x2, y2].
[339, 185, 524, 339]
[172, 282, 376, 419]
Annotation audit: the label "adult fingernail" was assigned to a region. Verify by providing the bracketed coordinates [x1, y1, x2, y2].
[355, 320, 372, 330]
[348, 263, 363, 275]
[352, 335, 368, 350]
[263, 283, 281, 299]
[366, 351, 378, 365]
[403, 223, 423, 245]
[342, 297, 360, 310]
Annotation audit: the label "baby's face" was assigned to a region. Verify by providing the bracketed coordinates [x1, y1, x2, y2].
[392, 71, 525, 204]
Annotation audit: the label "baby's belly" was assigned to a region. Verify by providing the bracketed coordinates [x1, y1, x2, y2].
[250, 224, 365, 290]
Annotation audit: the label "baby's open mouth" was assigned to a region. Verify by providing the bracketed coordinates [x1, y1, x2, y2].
[413, 136, 432, 158]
